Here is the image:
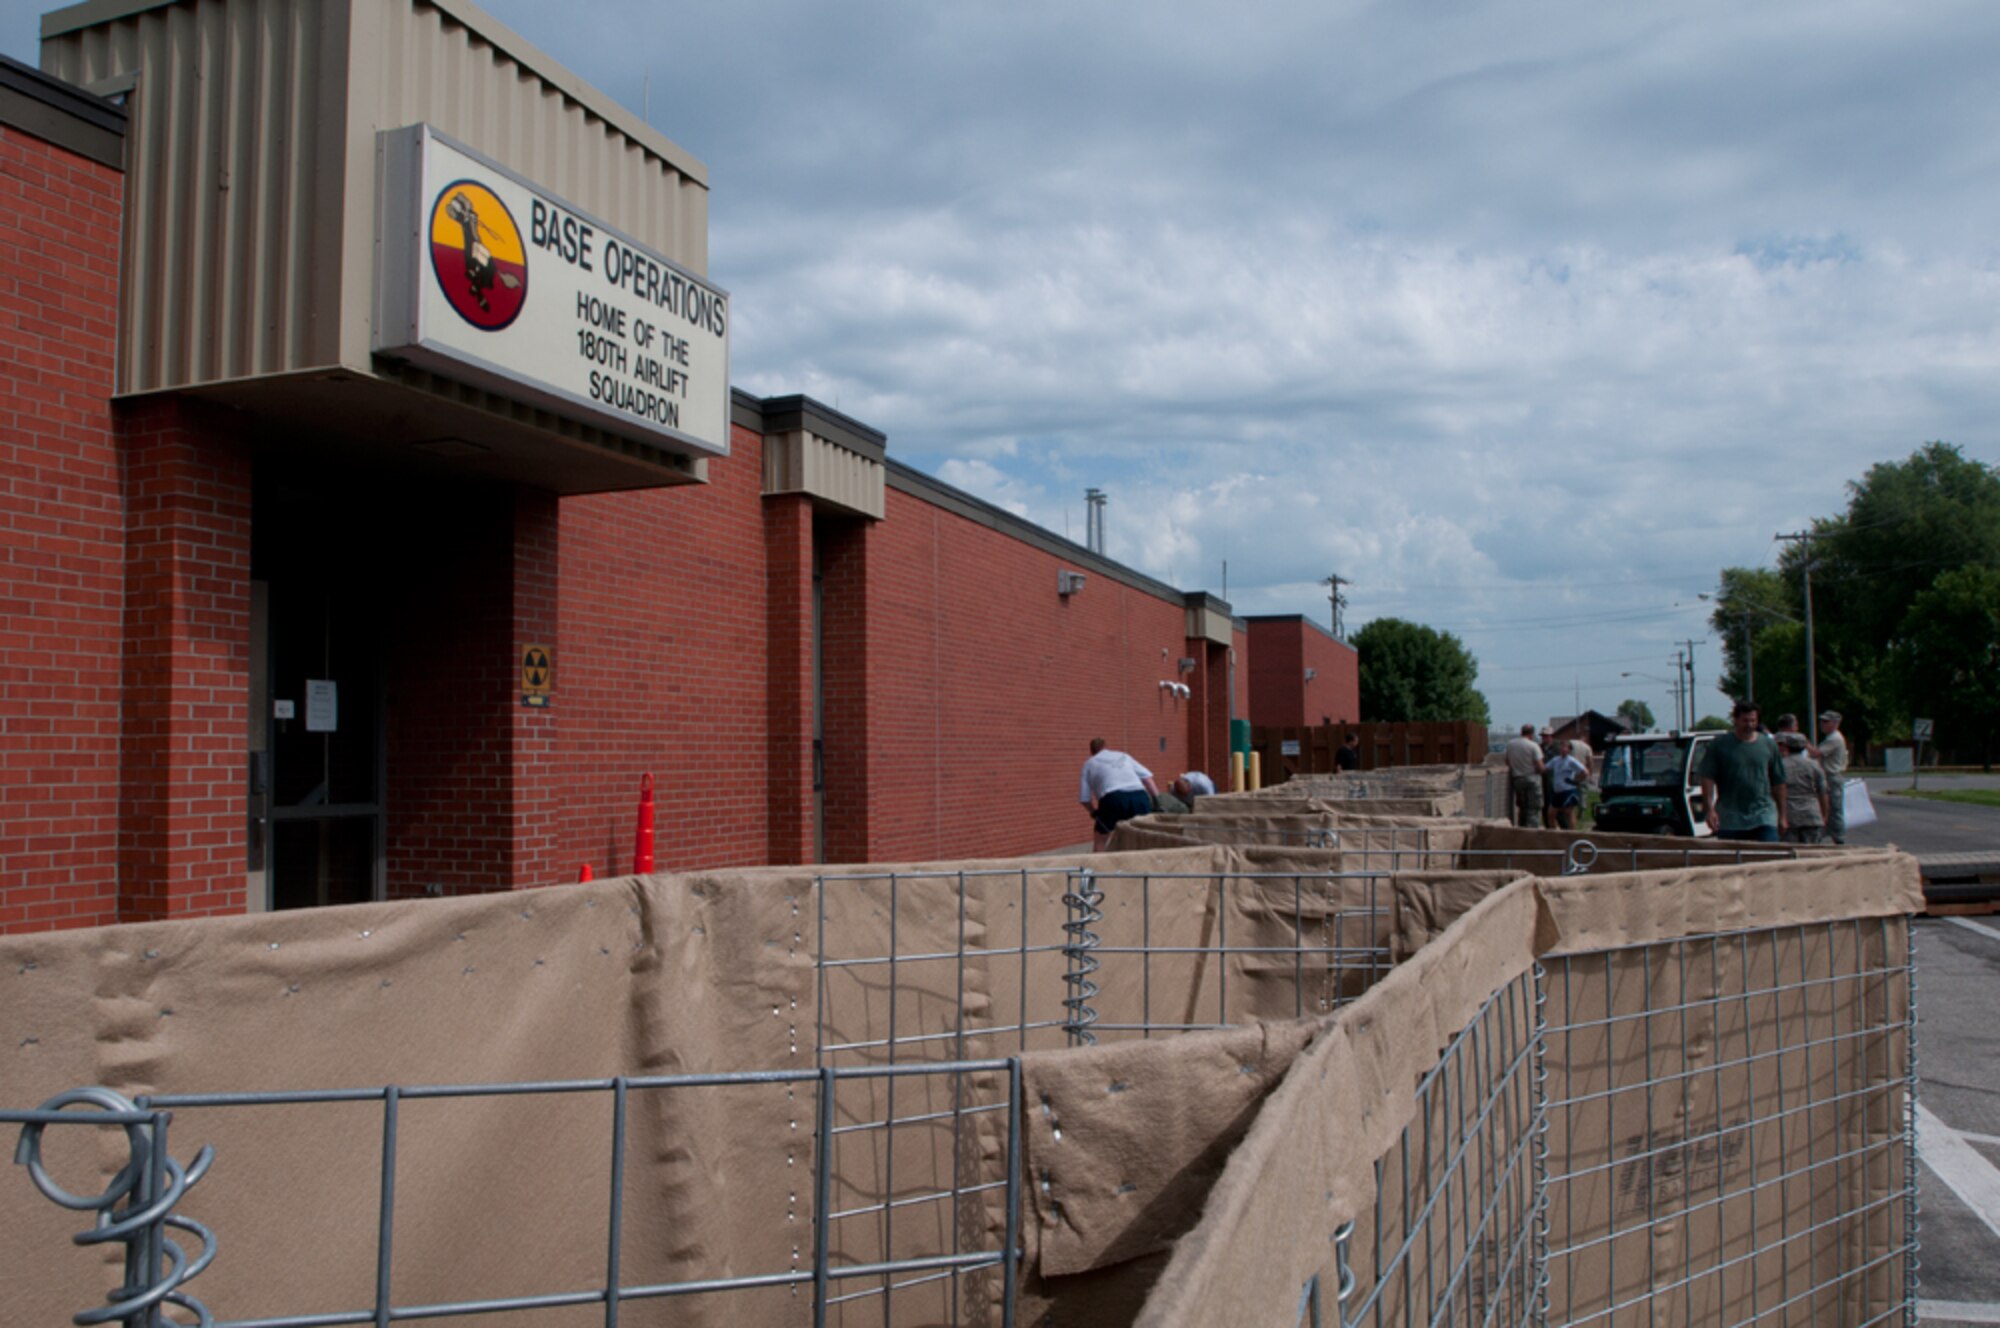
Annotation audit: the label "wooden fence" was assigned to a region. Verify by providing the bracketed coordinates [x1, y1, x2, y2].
[1251, 721, 1489, 782]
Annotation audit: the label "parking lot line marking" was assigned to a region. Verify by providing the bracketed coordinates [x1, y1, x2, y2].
[1919, 1103, 2000, 1244]
[1919, 1301, 2000, 1324]
[1947, 916, 2000, 945]
[1964, 1131, 2000, 1148]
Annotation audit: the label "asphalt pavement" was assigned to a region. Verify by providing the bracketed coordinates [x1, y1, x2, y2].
[1848, 772, 2000, 858]
[1845, 775, 2000, 1327]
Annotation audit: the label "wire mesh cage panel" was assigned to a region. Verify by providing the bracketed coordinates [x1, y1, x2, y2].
[1, 859, 1921, 1328]
[1299, 965, 1547, 1328]
[812, 868, 1397, 1064]
[808, 866, 1397, 1324]
[1540, 915, 1917, 1327]
[3, 1062, 1027, 1328]
[1444, 842, 1805, 879]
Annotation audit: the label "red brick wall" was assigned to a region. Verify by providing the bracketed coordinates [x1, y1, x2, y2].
[383, 485, 560, 897]
[1247, 620, 1305, 727]
[1185, 639, 1231, 781]
[763, 494, 814, 864]
[0, 125, 125, 931]
[508, 491, 561, 884]
[1301, 629, 1360, 727]
[852, 489, 1194, 861]
[817, 514, 872, 863]
[1247, 619, 1359, 728]
[117, 398, 252, 922]
[554, 423, 773, 877]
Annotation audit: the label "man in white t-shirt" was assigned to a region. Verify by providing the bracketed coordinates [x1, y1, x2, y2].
[1080, 738, 1162, 851]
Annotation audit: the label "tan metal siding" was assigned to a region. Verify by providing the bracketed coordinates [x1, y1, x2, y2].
[1186, 602, 1232, 646]
[43, 0, 709, 396]
[343, 0, 709, 370]
[44, 0, 350, 394]
[763, 431, 887, 520]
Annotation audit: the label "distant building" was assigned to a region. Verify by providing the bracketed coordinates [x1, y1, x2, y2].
[1244, 615, 1360, 729]
[1549, 711, 1634, 753]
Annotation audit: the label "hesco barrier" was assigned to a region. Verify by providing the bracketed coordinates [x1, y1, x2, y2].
[0, 842, 1919, 1326]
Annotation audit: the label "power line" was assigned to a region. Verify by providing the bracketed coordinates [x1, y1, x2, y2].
[1366, 570, 1720, 595]
[1428, 606, 1701, 634]
[1482, 653, 1666, 673]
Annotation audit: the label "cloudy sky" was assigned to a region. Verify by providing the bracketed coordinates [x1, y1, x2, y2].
[9, 1, 1998, 729]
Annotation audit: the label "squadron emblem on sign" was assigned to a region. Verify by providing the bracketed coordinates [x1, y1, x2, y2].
[429, 179, 527, 330]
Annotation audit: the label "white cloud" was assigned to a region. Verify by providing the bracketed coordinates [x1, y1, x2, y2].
[10, 0, 1998, 724]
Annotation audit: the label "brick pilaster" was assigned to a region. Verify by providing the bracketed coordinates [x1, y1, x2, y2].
[764, 494, 815, 864]
[117, 397, 252, 921]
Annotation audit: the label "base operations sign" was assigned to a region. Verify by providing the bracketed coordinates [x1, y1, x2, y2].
[376, 124, 730, 458]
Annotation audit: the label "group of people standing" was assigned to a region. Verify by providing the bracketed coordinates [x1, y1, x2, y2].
[1697, 703, 1849, 844]
[1502, 726, 1595, 829]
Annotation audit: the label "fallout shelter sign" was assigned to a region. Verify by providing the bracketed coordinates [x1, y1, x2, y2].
[376, 124, 730, 458]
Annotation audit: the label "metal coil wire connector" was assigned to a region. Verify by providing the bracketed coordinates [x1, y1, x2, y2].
[1061, 871, 1105, 1046]
[1902, 919, 1921, 1323]
[1529, 962, 1553, 1317]
[12, 1086, 217, 1327]
[1562, 839, 1599, 876]
[1332, 1219, 1357, 1313]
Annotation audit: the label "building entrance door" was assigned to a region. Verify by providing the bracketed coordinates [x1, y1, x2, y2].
[250, 483, 386, 910]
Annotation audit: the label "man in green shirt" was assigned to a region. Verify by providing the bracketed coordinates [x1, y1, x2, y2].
[1697, 700, 1789, 842]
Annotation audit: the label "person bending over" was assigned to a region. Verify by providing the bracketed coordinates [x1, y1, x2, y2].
[1079, 738, 1161, 852]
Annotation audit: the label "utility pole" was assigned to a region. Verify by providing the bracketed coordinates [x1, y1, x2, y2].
[1323, 573, 1351, 641]
[1775, 531, 1821, 732]
[1680, 640, 1699, 723]
[1740, 610, 1754, 704]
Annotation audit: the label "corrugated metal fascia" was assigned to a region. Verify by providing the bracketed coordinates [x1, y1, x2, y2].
[801, 433, 885, 519]
[40, 0, 181, 41]
[43, 0, 351, 394]
[342, 0, 711, 368]
[419, 0, 705, 186]
[762, 431, 887, 521]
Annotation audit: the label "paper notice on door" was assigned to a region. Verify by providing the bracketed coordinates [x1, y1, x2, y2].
[306, 679, 339, 732]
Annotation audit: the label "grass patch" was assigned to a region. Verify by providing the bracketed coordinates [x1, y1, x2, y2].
[1882, 788, 2000, 809]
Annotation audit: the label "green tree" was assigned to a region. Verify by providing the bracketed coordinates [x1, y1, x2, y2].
[1709, 443, 2000, 753]
[1693, 714, 1730, 731]
[1815, 443, 2000, 653]
[1704, 567, 1791, 703]
[1892, 565, 2000, 769]
[1351, 618, 1491, 724]
[1615, 698, 1655, 731]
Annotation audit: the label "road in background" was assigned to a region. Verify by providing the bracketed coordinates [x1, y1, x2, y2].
[1849, 773, 2000, 858]
[1839, 775, 2000, 1326]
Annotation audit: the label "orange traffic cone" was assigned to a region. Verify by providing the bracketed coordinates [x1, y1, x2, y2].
[633, 773, 656, 874]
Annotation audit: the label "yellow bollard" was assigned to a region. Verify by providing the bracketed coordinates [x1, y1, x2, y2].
[1248, 750, 1262, 791]
[1231, 751, 1246, 793]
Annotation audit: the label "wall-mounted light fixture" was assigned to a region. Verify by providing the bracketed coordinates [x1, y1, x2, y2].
[1178, 656, 1198, 674]
[1304, 668, 1318, 681]
[1058, 570, 1087, 596]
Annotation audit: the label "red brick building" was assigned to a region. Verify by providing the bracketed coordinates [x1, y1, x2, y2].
[0, 11, 1249, 934]
[1243, 614, 1361, 730]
